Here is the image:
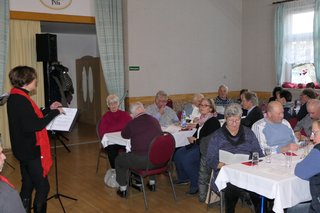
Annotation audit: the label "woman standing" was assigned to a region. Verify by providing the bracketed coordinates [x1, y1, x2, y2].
[174, 98, 220, 195]
[7, 66, 64, 213]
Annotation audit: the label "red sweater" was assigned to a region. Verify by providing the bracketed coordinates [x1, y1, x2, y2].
[98, 110, 132, 138]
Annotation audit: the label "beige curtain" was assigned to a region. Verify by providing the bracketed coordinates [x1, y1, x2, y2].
[0, 20, 44, 148]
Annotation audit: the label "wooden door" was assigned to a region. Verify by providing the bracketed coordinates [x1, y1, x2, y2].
[76, 56, 102, 125]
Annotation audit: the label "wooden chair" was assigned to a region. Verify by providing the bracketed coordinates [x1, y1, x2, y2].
[128, 132, 177, 209]
[95, 118, 107, 173]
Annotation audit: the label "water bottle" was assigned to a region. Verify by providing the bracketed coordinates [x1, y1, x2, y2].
[181, 110, 187, 128]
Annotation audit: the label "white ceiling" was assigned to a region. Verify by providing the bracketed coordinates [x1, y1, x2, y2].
[41, 22, 96, 35]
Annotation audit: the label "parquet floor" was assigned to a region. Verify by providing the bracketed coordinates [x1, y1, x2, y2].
[2, 122, 252, 213]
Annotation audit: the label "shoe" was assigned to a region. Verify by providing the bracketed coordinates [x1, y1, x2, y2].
[116, 189, 127, 198]
[173, 179, 190, 185]
[146, 183, 156, 192]
[131, 183, 142, 192]
[186, 187, 198, 195]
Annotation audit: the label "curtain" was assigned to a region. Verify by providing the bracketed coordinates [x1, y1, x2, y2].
[0, 0, 9, 95]
[275, 4, 284, 85]
[314, 0, 320, 82]
[95, 0, 125, 109]
[275, 0, 315, 84]
[0, 20, 44, 148]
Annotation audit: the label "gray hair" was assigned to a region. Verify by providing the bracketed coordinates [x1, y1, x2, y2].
[219, 84, 229, 92]
[224, 103, 243, 119]
[130, 102, 145, 116]
[243, 91, 259, 106]
[307, 99, 320, 109]
[155, 90, 168, 100]
[106, 94, 119, 107]
[193, 93, 204, 102]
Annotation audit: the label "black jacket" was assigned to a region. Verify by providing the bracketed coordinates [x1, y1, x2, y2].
[241, 106, 264, 128]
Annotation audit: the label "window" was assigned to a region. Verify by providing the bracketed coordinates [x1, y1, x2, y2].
[281, 2, 316, 84]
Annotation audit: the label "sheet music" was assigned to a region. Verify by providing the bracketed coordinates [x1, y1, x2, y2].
[219, 150, 249, 165]
[46, 108, 78, 132]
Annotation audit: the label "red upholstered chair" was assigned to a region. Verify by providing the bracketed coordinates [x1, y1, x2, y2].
[288, 117, 298, 129]
[128, 132, 177, 209]
[166, 98, 173, 109]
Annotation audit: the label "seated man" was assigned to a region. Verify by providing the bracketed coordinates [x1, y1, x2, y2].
[182, 93, 204, 123]
[214, 84, 232, 119]
[277, 89, 295, 121]
[294, 99, 320, 140]
[115, 102, 163, 198]
[146, 90, 179, 127]
[240, 91, 263, 128]
[252, 101, 299, 153]
[296, 88, 316, 121]
[0, 146, 25, 212]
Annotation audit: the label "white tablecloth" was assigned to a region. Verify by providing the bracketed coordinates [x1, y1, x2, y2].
[215, 152, 311, 213]
[101, 128, 196, 152]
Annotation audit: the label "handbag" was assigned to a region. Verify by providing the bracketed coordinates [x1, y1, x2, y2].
[104, 169, 119, 188]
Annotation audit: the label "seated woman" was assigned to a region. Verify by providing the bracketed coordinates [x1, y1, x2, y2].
[206, 103, 264, 213]
[98, 94, 132, 169]
[268, 86, 282, 103]
[182, 93, 204, 123]
[174, 98, 220, 195]
[294, 119, 320, 213]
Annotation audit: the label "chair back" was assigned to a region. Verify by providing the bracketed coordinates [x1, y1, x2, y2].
[148, 132, 175, 166]
[96, 117, 103, 140]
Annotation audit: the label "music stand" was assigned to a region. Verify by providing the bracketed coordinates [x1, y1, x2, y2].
[47, 108, 78, 213]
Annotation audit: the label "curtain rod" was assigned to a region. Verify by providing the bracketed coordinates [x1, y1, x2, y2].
[272, 0, 298, 5]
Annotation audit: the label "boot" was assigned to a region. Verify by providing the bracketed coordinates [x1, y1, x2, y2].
[33, 202, 47, 213]
[21, 198, 31, 213]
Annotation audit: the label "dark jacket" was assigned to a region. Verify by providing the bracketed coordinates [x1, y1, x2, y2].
[241, 106, 264, 128]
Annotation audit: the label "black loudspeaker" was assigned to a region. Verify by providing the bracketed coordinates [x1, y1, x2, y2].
[36, 33, 58, 62]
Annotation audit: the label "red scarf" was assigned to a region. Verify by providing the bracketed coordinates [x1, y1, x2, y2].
[10, 88, 52, 177]
[0, 175, 15, 188]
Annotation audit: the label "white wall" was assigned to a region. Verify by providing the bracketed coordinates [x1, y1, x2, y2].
[242, 0, 276, 91]
[55, 33, 99, 108]
[125, 0, 243, 97]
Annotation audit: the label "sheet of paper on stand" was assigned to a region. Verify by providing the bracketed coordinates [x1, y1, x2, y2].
[219, 150, 249, 165]
[46, 108, 78, 132]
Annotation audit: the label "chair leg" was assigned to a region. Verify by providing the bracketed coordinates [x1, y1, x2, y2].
[220, 191, 224, 213]
[140, 176, 148, 209]
[168, 171, 177, 201]
[207, 190, 212, 210]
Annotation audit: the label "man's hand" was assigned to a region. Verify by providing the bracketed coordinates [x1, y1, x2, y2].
[281, 143, 299, 153]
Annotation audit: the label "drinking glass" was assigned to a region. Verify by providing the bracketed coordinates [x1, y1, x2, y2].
[252, 152, 259, 166]
[285, 151, 292, 168]
[264, 147, 272, 163]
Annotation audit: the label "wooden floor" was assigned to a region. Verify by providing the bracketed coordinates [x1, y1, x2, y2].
[2, 122, 252, 213]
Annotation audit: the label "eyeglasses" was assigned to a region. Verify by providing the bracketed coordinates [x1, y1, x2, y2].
[311, 130, 320, 137]
[199, 104, 210, 107]
[227, 119, 241, 124]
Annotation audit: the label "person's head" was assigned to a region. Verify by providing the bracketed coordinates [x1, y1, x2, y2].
[199, 98, 215, 115]
[306, 82, 315, 89]
[310, 120, 320, 144]
[307, 99, 320, 120]
[266, 101, 284, 123]
[241, 91, 258, 110]
[239, 89, 248, 98]
[277, 90, 292, 104]
[300, 88, 316, 105]
[106, 94, 120, 112]
[224, 103, 243, 133]
[218, 85, 228, 100]
[9, 66, 37, 92]
[130, 102, 145, 118]
[155, 90, 168, 109]
[0, 146, 6, 172]
[272, 86, 283, 99]
[192, 93, 204, 107]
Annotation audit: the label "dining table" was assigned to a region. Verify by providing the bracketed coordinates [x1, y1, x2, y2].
[101, 125, 197, 152]
[214, 149, 312, 213]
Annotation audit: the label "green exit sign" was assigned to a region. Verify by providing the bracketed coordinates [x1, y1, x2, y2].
[129, 66, 140, 71]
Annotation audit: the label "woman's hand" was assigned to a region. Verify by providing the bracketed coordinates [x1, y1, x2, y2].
[187, 137, 197, 144]
[217, 162, 225, 169]
[50, 101, 65, 114]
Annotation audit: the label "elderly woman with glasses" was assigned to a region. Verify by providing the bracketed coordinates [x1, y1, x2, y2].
[98, 94, 132, 169]
[294, 120, 320, 213]
[206, 103, 263, 213]
[173, 98, 220, 195]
